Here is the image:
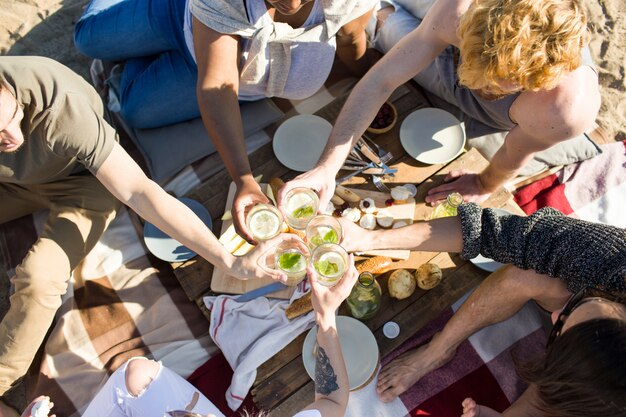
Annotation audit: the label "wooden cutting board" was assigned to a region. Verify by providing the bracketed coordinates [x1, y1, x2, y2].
[346, 188, 413, 260]
[210, 184, 415, 298]
[211, 183, 295, 299]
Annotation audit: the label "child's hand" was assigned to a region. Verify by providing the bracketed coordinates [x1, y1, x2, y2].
[461, 398, 479, 417]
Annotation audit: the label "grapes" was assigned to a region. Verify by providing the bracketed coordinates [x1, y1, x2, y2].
[369, 103, 395, 130]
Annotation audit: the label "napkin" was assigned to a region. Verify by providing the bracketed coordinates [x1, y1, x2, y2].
[203, 282, 315, 410]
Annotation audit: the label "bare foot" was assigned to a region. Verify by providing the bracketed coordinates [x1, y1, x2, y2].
[376, 336, 456, 402]
[462, 398, 503, 417]
[0, 399, 19, 417]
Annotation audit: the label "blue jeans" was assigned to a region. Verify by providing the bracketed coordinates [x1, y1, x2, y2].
[75, 0, 200, 128]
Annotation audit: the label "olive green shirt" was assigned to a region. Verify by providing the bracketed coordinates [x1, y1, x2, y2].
[0, 56, 116, 184]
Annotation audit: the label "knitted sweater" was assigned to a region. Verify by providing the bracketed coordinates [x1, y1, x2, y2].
[458, 203, 626, 293]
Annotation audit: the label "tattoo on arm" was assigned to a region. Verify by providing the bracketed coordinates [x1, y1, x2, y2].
[314, 346, 339, 395]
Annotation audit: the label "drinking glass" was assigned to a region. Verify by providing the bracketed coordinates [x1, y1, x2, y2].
[311, 243, 349, 287]
[305, 215, 342, 249]
[246, 203, 283, 241]
[284, 187, 320, 231]
[274, 239, 311, 286]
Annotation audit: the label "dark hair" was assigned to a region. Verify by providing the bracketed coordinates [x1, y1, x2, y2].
[517, 318, 626, 417]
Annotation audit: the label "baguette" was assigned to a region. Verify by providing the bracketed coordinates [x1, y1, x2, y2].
[269, 178, 286, 201]
[334, 185, 361, 203]
[285, 291, 313, 319]
[356, 256, 394, 275]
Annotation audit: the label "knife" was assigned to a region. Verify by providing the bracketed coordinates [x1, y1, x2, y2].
[234, 281, 289, 302]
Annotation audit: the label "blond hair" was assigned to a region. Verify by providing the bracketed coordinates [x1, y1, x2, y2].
[457, 0, 589, 92]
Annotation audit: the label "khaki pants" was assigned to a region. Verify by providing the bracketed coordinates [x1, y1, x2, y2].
[0, 175, 119, 395]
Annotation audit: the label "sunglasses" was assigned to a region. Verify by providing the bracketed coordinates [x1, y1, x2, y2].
[546, 286, 626, 348]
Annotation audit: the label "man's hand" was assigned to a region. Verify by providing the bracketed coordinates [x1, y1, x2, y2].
[308, 254, 358, 322]
[233, 233, 308, 283]
[425, 170, 491, 205]
[278, 166, 336, 216]
[233, 178, 270, 244]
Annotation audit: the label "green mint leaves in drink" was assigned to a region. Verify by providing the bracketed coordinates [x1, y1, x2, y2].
[292, 205, 314, 219]
[323, 229, 338, 243]
[315, 260, 339, 276]
[279, 252, 303, 271]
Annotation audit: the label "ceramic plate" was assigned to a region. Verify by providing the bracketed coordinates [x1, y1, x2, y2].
[273, 114, 333, 172]
[399, 108, 466, 164]
[143, 197, 212, 262]
[302, 315, 379, 391]
[469, 208, 511, 272]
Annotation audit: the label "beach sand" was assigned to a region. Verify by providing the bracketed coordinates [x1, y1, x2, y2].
[0, 0, 624, 411]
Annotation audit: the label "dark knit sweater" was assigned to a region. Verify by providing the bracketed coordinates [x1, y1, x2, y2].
[458, 203, 626, 293]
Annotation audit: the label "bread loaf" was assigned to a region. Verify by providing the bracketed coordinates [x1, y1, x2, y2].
[415, 263, 442, 290]
[334, 185, 361, 203]
[269, 178, 286, 201]
[356, 256, 394, 275]
[286, 291, 313, 319]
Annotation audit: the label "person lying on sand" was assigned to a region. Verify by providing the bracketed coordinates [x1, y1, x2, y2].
[339, 204, 626, 416]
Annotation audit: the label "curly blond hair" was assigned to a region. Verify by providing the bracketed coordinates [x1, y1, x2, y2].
[457, 0, 589, 93]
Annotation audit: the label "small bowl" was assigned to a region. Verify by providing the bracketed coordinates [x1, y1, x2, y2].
[366, 101, 397, 135]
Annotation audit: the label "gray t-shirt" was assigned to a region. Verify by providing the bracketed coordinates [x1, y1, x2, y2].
[0, 56, 117, 184]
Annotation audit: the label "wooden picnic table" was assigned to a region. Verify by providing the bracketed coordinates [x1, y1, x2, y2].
[173, 81, 524, 415]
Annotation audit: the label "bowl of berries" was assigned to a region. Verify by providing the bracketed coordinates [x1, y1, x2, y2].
[366, 101, 397, 134]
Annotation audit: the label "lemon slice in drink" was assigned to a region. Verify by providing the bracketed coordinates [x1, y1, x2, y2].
[249, 209, 281, 240]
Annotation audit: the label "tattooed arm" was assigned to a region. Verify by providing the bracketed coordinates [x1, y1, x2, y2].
[300, 257, 358, 417]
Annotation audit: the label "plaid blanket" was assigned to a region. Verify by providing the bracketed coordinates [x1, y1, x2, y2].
[515, 141, 626, 225]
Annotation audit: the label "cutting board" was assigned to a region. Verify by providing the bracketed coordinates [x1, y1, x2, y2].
[345, 188, 413, 260]
[211, 183, 295, 299]
[210, 184, 414, 298]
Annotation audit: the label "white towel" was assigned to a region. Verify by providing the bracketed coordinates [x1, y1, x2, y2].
[204, 286, 315, 410]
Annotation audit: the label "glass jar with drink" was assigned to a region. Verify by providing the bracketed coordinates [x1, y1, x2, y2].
[284, 187, 320, 232]
[246, 203, 283, 241]
[431, 192, 463, 219]
[311, 243, 349, 287]
[346, 272, 381, 320]
[305, 215, 342, 249]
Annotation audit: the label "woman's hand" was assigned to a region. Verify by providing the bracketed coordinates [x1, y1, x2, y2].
[336, 217, 370, 253]
[278, 166, 336, 217]
[425, 170, 491, 206]
[308, 254, 358, 322]
[232, 178, 270, 244]
[233, 233, 308, 283]
[21, 396, 54, 417]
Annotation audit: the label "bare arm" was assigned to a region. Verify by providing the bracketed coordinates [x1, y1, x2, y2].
[340, 215, 464, 254]
[426, 65, 600, 204]
[301, 258, 358, 417]
[192, 17, 269, 243]
[95, 143, 289, 281]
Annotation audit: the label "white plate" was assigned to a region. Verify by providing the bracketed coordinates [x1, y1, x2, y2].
[302, 315, 379, 391]
[143, 198, 212, 262]
[468, 208, 512, 272]
[399, 108, 466, 164]
[469, 254, 505, 273]
[273, 114, 333, 172]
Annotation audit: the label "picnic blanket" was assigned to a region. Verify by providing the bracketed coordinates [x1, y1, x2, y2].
[515, 141, 626, 225]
